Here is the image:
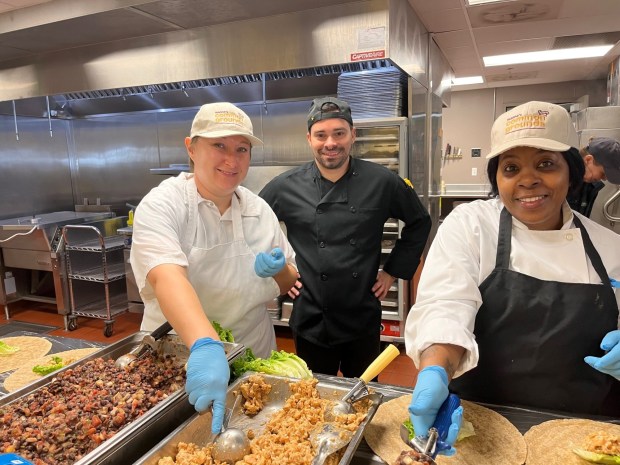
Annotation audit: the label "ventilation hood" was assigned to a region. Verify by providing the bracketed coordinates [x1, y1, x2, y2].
[0, 0, 430, 118]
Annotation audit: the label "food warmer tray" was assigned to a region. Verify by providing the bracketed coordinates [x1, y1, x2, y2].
[0, 331, 245, 465]
[134, 372, 384, 465]
[313, 376, 620, 465]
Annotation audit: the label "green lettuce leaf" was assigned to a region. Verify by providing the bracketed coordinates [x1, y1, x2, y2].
[402, 418, 475, 442]
[0, 340, 19, 355]
[231, 349, 312, 379]
[212, 321, 235, 343]
[32, 356, 64, 375]
[574, 449, 620, 464]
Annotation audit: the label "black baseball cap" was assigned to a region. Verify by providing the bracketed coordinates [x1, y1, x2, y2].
[307, 97, 353, 130]
[587, 137, 620, 184]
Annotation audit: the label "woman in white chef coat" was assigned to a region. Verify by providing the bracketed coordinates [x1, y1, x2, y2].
[405, 101, 620, 444]
[130, 102, 297, 434]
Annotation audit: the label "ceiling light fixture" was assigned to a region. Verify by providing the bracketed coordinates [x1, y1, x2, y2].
[452, 76, 484, 86]
[483, 45, 613, 67]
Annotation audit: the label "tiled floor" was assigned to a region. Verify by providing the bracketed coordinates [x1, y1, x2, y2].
[1, 300, 417, 387]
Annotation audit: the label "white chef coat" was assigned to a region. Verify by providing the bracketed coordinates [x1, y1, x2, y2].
[405, 198, 620, 377]
[130, 172, 295, 357]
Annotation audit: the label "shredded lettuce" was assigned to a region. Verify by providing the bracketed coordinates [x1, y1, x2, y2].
[231, 349, 312, 379]
[574, 449, 620, 464]
[0, 340, 19, 355]
[212, 321, 235, 343]
[32, 356, 64, 375]
[402, 418, 475, 442]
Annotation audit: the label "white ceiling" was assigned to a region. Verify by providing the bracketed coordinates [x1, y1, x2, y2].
[407, 0, 620, 90]
[2, 0, 620, 92]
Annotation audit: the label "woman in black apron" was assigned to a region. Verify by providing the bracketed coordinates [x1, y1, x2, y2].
[405, 101, 620, 451]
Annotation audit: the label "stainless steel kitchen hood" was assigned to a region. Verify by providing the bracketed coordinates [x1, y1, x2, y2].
[0, 0, 430, 118]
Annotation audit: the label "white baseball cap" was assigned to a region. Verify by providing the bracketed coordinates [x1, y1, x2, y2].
[486, 101, 578, 159]
[189, 102, 263, 146]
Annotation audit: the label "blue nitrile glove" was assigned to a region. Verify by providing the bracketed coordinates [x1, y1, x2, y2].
[185, 337, 230, 434]
[409, 366, 461, 456]
[254, 247, 286, 278]
[585, 330, 620, 381]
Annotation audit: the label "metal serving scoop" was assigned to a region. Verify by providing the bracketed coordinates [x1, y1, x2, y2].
[329, 344, 400, 417]
[115, 321, 172, 369]
[212, 394, 251, 464]
[400, 393, 461, 464]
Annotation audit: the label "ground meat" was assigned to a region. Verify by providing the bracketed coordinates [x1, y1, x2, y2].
[0, 354, 185, 465]
[159, 377, 369, 465]
[158, 442, 225, 465]
[392, 450, 432, 465]
[237, 374, 272, 416]
[584, 430, 620, 456]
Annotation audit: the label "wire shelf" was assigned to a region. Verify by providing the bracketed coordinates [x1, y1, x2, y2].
[65, 235, 125, 252]
[68, 262, 126, 282]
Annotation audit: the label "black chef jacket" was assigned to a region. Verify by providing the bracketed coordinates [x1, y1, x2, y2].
[259, 157, 431, 346]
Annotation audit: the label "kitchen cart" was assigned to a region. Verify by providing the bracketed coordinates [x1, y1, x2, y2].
[62, 224, 128, 337]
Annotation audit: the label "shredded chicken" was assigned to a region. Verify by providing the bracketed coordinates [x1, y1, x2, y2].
[584, 430, 620, 456]
[238, 374, 272, 415]
[158, 377, 369, 465]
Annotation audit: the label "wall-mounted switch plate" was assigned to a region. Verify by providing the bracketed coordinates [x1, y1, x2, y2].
[471, 167, 478, 176]
[471, 148, 481, 157]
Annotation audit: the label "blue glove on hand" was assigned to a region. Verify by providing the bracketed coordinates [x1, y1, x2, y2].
[409, 366, 461, 456]
[585, 330, 620, 381]
[254, 247, 286, 278]
[185, 337, 230, 434]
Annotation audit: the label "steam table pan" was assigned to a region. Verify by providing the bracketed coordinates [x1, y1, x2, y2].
[0, 331, 245, 465]
[134, 372, 384, 465]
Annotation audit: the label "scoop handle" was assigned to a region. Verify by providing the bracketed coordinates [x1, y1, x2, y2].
[151, 321, 173, 340]
[359, 344, 400, 383]
[433, 393, 460, 439]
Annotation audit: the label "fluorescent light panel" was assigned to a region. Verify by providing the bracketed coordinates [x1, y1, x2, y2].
[484, 45, 613, 67]
[452, 76, 484, 86]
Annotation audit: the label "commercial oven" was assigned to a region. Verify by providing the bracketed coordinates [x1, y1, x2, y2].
[0, 211, 115, 319]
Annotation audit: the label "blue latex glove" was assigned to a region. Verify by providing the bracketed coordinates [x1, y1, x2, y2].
[185, 337, 230, 434]
[584, 330, 620, 381]
[254, 247, 285, 278]
[409, 366, 461, 456]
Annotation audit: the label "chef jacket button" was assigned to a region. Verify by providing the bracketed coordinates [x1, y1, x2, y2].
[353, 171, 358, 176]
[349, 238, 356, 246]
[565, 233, 573, 241]
[321, 273, 328, 281]
[350, 206, 356, 213]
[319, 241, 325, 248]
[352, 272, 359, 278]
[317, 208, 323, 214]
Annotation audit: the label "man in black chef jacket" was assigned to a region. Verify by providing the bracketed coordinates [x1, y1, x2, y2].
[259, 97, 431, 377]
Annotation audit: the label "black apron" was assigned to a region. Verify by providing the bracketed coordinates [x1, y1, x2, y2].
[451, 208, 620, 415]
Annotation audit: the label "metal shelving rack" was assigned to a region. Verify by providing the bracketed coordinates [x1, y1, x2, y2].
[62, 225, 128, 337]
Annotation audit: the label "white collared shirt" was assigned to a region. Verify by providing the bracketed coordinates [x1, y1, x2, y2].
[130, 172, 295, 301]
[405, 198, 620, 376]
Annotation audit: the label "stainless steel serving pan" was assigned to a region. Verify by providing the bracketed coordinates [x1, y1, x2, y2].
[134, 372, 384, 465]
[0, 331, 245, 465]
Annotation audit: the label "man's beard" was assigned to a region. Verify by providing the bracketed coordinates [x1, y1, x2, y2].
[316, 149, 349, 170]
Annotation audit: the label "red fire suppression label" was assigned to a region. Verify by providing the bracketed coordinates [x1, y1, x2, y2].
[350, 50, 386, 62]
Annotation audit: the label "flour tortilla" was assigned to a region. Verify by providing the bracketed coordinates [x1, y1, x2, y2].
[364, 395, 526, 465]
[524, 419, 620, 465]
[0, 336, 52, 373]
[3, 347, 100, 392]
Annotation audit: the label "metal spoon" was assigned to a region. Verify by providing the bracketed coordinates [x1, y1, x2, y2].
[329, 344, 400, 417]
[115, 321, 172, 369]
[212, 395, 251, 464]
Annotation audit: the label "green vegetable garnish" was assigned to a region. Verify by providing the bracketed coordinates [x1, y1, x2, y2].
[231, 349, 313, 379]
[32, 356, 64, 375]
[0, 340, 19, 355]
[402, 417, 475, 442]
[574, 449, 620, 464]
[212, 321, 235, 343]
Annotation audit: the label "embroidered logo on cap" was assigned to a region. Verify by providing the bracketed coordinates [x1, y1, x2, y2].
[214, 110, 245, 127]
[505, 109, 550, 134]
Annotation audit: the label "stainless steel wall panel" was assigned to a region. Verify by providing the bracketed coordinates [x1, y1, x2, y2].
[71, 114, 163, 212]
[0, 116, 74, 220]
[259, 100, 313, 165]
